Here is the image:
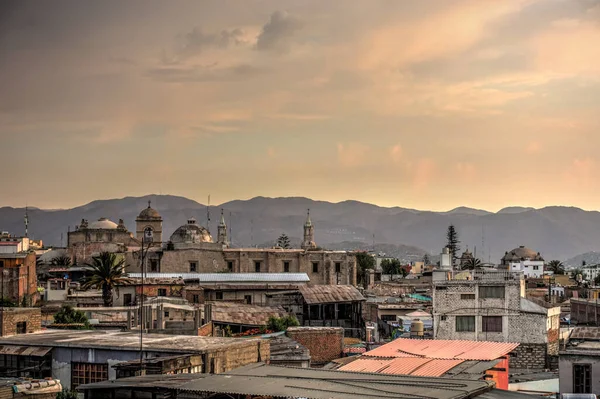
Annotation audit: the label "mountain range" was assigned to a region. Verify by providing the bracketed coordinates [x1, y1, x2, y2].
[1, 195, 599, 264]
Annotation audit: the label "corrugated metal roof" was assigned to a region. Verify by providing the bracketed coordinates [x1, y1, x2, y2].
[0, 345, 52, 357]
[340, 357, 464, 377]
[409, 359, 465, 377]
[365, 339, 518, 361]
[299, 285, 365, 304]
[379, 358, 432, 375]
[127, 273, 310, 283]
[569, 327, 600, 340]
[338, 358, 392, 373]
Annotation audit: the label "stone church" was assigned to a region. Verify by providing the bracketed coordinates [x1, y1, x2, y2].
[69, 203, 357, 286]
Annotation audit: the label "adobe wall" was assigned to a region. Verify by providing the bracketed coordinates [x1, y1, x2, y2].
[287, 327, 343, 365]
[0, 307, 42, 337]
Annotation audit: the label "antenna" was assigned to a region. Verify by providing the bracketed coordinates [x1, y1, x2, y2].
[372, 233, 375, 252]
[24, 205, 29, 238]
[229, 211, 232, 246]
[250, 219, 254, 247]
[206, 194, 211, 234]
[481, 225, 485, 263]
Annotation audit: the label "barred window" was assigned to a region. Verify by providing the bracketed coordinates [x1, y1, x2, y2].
[482, 316, 503, 332]
[456, 316, 475, 332]
[72, 363, 108, 389]
[461, 294, 475, 300]
[479, 286, 505, 299]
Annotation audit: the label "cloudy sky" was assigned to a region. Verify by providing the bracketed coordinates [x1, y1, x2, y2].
[1, 0, 599, 211]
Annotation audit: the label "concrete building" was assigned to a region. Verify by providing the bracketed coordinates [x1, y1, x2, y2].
[0, 329, 269, 390]
[432, 269, 560, 369]
[0, 252, 38, 305]
[0, 233, 32, 254]
[559, 327, 600, 395]
[500, 246, 544, 279]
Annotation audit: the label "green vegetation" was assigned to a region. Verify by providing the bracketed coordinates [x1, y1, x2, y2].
[547, 260, 565, 275]
[381, 258, 407, 276]
[0, 297, 16, 307]
[267, 315, 300, 332]
[461, 257, 482, 270]
[276, 233, 291, 249]
[57, 390, 78, 399]
[82, 252, 132, 307]
[356, 252, 375, 286]
[446, 225, 461, 263]
[51, 255, 72, 267]
[53, 305, 91, 329]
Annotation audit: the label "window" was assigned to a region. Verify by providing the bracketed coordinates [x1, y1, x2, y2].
[255, 261, 261, 273]
[144, 227, 154, 242]
[244, 295, 252, 304]
[0, 260, 4, 268]
[312, 262, 319, 273]
[107, 233, 114, 242]
[482, 316, 503, 332]
[164, 311, 169, 318]
[192, 294, 200, 304]
[479, 286, 505, 299]
[533, 265, 539, 270]
[461, 294, 475, 300]
[215, 291, 223, 300]
[149, 259, 158, 272]
[227, 261, 234, 272]
[381, 315, 397, 322]
[123, 294, 132, 305]
[95, 233, 103, 241]
[456, 316, 475, 332]
[284, 261, 290, 273]
[16, 322, 26, 334]
[441, 315, 447, 321]
[157, 288, 167, 296]
[574, 364, 592, 393]
[71, 363, 108, 389]
[189, 261, 197, 272]
[436, 286, 447, 290]
[335, 262, 341, 273]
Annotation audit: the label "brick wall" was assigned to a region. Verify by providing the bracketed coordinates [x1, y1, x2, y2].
[287, 327, 344, 365]
[510, 343, 547, 369]
[0, 307, 42, 337]
[198, 322, 213, 337]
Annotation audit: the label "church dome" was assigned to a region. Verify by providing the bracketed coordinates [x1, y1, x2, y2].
[169, 218, 213, 244]
[502, 246, 543, 261]
[138, 201, 161, 220]
[88, 218, 118, 230]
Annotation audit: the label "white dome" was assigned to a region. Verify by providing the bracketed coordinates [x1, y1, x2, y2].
[88, 217, 118, 230]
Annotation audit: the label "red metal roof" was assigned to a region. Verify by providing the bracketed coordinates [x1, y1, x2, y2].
[340, 357, 464, 377]
[364, 339, 518, 361]
[339, 358, 392, 373]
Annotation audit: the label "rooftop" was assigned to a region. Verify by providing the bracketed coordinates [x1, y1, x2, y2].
[79, 362, 505, 399]
[208, 302, 288, 326]
[299, 284, 365, 304]
[127, 272, 310, 283]
[0, 329, 263, 354]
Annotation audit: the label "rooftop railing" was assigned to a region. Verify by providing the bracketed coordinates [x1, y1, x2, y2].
[433, 269, 523, 283]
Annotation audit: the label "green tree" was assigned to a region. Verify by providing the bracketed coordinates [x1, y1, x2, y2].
[422, 253, 430, 265]
[462, 257, 482, 270]
[381, 259, 405, 276]
[53, 305, 91, 329]
[276, 233, 291, 249]
[0, 298, 16, 307]
[572, 268, 588, 283]
[51, 255, 72, 267]
[446, 225, 461, 264]
[356, 252, 375, 286]
[82, 252, 132, 307]
[594, 274, 600, 287]
[547, 260, 565, 275]
[267, 315, 300, 332]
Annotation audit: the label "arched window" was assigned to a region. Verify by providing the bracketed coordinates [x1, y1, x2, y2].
[144, 227, 154, 243]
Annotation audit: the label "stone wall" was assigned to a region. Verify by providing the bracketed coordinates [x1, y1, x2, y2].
[510, 343, 547, 369]
[0, 307, 42, 337]
[287, 327, 343, 365]
[205, 340, 270, 374]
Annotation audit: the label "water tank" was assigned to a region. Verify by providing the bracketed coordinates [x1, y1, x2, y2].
[410, 319, 424, 338]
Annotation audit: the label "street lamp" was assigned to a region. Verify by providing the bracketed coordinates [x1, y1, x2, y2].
[139, 228, 154, 374]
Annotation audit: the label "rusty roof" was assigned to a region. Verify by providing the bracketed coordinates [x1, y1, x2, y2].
[299, 285, 365, 304]
[364, 339, 519, 361]
[0, 345, 52, 357]
[339, 357, 464, 377]
[209, 302, 288, 326]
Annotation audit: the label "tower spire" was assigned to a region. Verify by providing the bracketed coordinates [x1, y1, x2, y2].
[217, 208, 229, 247]
[301, 208, 316, 250]
[148, 200, 151, 208]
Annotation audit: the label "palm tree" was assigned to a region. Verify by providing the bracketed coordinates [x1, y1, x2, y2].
[50, 255, 72, 267]
[547, 260, 564, 275]
[462, 257, 482, 270]
[82, 252, 132, 307]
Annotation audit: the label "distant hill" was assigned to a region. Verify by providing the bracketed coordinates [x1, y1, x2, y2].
[564, 252, 600, 268]
[2, 195, 600, 262]
[497, 207, 536, 214]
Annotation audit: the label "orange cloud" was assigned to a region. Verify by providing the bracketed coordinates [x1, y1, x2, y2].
[337, 142, 370, 168]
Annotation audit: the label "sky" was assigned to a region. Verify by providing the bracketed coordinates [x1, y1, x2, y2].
[1, 0, 600, 212]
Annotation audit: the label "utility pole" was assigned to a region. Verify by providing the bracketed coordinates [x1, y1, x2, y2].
[206, 195, 211, 234]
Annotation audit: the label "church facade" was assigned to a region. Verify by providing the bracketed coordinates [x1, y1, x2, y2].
[70, 204, 357, 286]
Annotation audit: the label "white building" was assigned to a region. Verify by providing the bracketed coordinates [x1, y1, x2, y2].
[0, 232, 30, 254]
[582, 264, 600, 284]
[432, 269, 560, 369]
[500, 246, 544, 278]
